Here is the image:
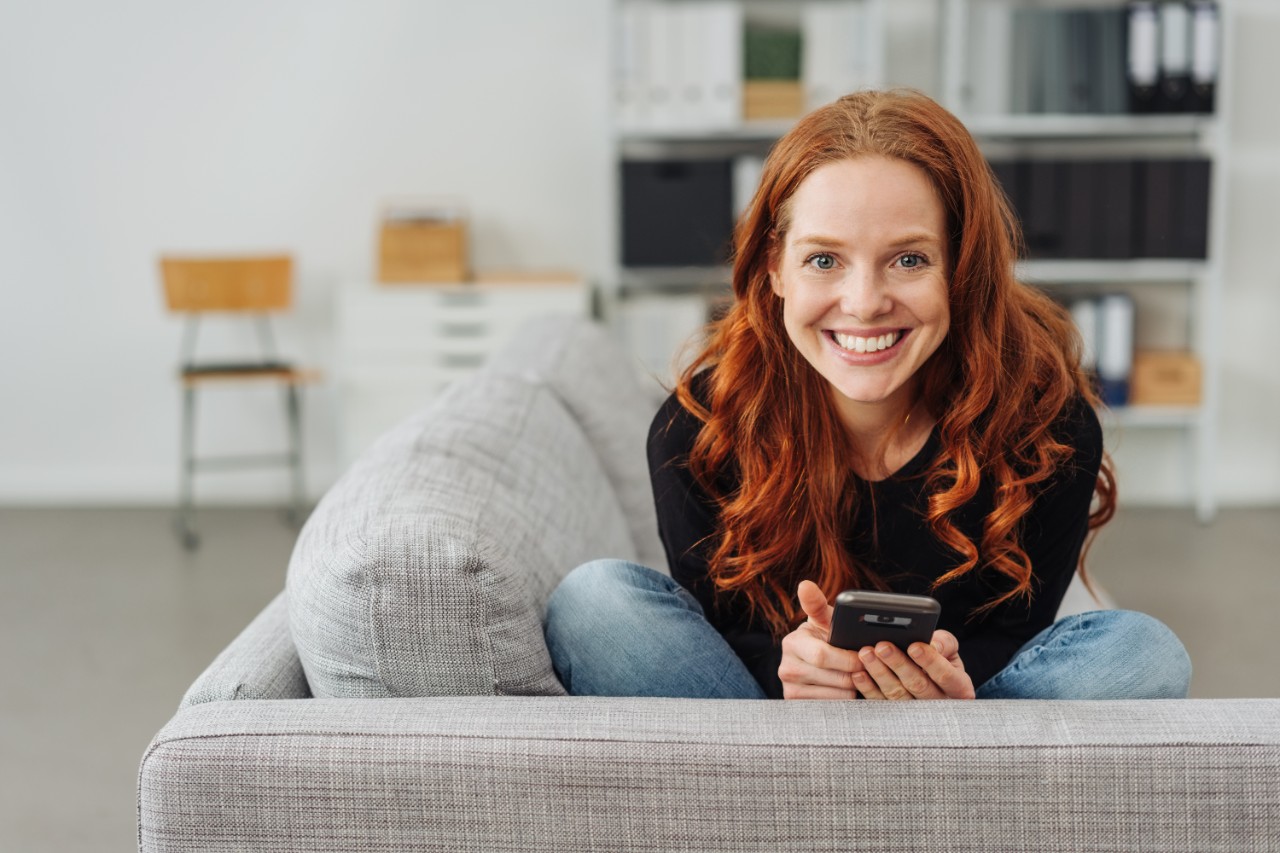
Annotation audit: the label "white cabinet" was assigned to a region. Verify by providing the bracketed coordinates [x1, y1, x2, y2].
[335, 277, 591, 463]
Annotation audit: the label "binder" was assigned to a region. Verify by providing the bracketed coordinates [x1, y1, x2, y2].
[989, 160, 1024, 232]
[1175, 158, 1211, 260]
[1070, 298, 1100, 384]
[1094, 8, 1130, 115]
[1024, 160, 1066, 259]
[1187, 1, 1220, 113]
[1138, 159, 1177, 258]
[1063, 161, 1096, 258]
[615, 2, 651, 132]
[802, 1, 869, 110]
[698, 1, 744, 130]
[732, 155, 765, 220]
[1157, 1, 1192, 112]
[1096, 160, 1136, 260]
[969, 1, 1014, 115]
[1126, 1, 1160, 113]
[1097, 293, 1136, 407]
[643, 3, 680, 130]
[1064, 9, 1093, 114]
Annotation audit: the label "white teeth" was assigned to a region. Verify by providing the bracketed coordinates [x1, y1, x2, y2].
[833, 331, 900, 353]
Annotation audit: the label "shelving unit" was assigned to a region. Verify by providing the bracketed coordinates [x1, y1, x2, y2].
[942, 0, 1231, 522]
[604, 0, 1229, 520]
[606, 0, 888, 383]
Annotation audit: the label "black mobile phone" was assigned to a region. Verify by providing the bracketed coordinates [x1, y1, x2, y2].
[828, 590, 941, 651]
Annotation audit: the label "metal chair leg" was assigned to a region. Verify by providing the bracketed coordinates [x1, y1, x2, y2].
[176, 385, 200, 550]
[284, 384, 305, 527]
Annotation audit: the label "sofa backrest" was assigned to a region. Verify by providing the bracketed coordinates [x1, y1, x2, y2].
[287, 317, 661, 699]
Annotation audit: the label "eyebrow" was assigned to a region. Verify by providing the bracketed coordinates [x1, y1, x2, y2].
[792, 233, 943, 249]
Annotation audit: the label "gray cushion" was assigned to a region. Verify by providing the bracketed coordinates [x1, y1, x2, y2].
[487, 316, 670, 573]
[287, 370, 636, 698]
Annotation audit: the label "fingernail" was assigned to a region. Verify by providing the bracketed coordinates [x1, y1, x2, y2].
[876, 644, 892, 658]
[859, 649, 875, 662]
[908, 644, 924, 659]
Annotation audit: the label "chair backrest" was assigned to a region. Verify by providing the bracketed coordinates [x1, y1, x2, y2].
[161, 255, 293, 313]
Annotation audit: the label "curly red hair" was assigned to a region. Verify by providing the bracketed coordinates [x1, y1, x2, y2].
[675, 89, 1116, 639]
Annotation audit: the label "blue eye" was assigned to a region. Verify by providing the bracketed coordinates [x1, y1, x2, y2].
[807, 253, 836, 271]
[898, 253, 925, 269]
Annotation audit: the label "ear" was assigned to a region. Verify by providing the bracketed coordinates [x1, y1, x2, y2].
[767, 248, 783, 297]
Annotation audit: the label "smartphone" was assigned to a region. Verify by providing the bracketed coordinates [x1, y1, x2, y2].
[828, 590, 941, 652]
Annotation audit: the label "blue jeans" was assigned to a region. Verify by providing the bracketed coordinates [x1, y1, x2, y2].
[543, 559, 1192, 700]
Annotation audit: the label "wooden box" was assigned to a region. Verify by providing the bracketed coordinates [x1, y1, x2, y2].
[743, 80, 805, 121]
[378, 210, 468, 284]
[1130, 351, 1202, 406]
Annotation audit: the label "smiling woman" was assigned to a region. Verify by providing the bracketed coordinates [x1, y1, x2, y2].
[542, 89, 1192, 704]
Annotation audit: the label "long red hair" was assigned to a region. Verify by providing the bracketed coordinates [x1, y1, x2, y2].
[674, 89, 1116, 638]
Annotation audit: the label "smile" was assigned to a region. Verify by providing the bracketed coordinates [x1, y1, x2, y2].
[829, 330, 905, 354]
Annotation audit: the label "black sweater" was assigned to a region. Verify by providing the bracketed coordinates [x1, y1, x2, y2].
[646, 372, 1103, 699]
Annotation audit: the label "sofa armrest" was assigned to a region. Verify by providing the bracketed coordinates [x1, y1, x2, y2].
[179, 591, 310, 708]
[139, 696, 1280, 852]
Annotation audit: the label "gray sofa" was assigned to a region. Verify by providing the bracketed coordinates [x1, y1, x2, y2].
[138, 316, 1280, 852]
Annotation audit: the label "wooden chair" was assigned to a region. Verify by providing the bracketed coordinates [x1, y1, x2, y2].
[160, 255, 319, 549]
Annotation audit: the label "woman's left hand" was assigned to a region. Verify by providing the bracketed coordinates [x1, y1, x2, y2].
[851, 630, 976, 700]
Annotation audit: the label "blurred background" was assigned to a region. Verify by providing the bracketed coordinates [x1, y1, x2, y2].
[1, 1, 1278, 850]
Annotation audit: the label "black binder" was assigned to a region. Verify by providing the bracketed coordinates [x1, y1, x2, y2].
[1126, 1, 1160, 113]
[1157, 1, 1192, 112]
[1096, 160, 1136, 260]
[1187, 1, 1220, 113]
[1139, 159, 1178, 258]
[1024, 160, 1066, 259]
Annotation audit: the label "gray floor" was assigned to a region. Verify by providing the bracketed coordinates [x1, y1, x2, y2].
[2, 505, 1278, 852]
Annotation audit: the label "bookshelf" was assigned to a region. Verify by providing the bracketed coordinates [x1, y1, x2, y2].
[605, 0, 1228, 520]
[607, 0, 888, 383]
[941, 0, 1230, 522]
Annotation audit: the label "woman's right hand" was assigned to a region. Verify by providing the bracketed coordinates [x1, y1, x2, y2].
[778, 580, 867, 699]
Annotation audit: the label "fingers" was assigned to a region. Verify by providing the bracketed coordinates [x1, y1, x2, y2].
[779, 623, 864, 678]
[930, 630, 962, 664]
[797, 580, 834, 632]
[858, 643, 946, 700]
[909, 641, 976, 700]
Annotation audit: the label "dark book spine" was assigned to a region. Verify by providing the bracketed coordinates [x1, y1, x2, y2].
[1138, 159, 1177, 258]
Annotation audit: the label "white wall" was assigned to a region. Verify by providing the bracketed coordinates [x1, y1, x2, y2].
[0, 0, 612, 503]
[1, 0, 1278, 508]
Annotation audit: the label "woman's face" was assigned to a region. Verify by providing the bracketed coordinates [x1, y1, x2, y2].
[769, 155, 951, 430]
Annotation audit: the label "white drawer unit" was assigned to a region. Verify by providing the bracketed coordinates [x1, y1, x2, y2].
[335, 276, 590, 463]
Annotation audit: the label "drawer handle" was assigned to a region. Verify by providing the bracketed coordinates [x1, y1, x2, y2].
[439, 321, 488, 337]
[440, 291, 485, 307]
[439, 352, 487, 369]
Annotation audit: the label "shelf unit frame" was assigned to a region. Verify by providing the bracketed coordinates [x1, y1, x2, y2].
[940, 0, 1233, 522]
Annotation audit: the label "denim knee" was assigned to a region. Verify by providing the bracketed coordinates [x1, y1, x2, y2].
[978, 609, 1192, 700]
[1094, 610, 1193, 699]
[546, 559, 680, 624]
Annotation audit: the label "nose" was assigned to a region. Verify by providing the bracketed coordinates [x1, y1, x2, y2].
[837, 263, 892, 321]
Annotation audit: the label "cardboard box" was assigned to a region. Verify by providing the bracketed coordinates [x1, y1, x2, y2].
[1130, 351, 1201, 406]
[378, 206, 468, 284]
[743, 80, 805, 121]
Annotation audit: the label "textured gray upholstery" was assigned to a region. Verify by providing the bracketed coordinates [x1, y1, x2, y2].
[287, 370, 637, 698]
[144, 317, 1280, 853]
[141, 696, 1280, 852]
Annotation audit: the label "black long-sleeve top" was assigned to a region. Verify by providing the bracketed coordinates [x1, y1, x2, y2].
[647, 371, 1103, 699]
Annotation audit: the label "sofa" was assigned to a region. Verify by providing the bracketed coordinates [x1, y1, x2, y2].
[138, 316, 1280, 852]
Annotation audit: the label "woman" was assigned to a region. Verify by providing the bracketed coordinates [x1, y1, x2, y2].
[545, 89, 1191, 701]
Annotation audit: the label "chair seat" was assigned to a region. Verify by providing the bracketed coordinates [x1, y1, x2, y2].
[179, 364, 322, 385]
